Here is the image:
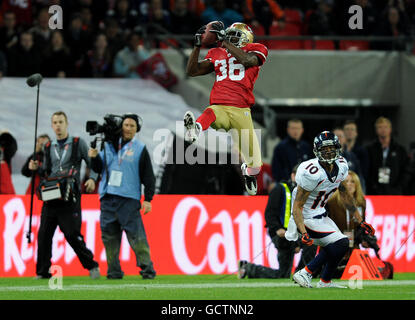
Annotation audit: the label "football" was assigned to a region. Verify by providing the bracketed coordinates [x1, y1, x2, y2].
[201, 21, 220, 47]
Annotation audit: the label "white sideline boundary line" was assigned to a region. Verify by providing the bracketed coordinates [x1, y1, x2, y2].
[0, 280, 414, 292]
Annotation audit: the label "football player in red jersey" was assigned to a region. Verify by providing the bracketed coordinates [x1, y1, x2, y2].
[184, 21, 268, 195]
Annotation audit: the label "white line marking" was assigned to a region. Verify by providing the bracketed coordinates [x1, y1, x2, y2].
[0, 280, 414, 292]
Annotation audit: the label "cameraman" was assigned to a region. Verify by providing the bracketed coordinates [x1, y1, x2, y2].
[88, 114, 157, 280]
[29, 111, 100, 279]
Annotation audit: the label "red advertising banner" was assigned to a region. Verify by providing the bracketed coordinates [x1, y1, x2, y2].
[0, 195, 414, 277]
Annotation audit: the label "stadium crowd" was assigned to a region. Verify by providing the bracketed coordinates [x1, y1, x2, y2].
[1, 0, 415, 78]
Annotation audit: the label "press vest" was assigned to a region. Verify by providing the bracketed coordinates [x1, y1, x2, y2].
[98, 138, 145, 201]
[280, 182, 292, 228]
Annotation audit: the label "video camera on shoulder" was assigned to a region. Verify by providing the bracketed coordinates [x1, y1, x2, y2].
[86, 114, 124, 147]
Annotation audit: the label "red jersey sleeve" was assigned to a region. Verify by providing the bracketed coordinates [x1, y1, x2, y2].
[245, 43, 268, 65]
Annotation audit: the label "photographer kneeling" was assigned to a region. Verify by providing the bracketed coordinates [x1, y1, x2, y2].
[88, 114, 156, 280]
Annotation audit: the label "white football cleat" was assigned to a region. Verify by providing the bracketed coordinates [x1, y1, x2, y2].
[316, 280, 348, 288]
[183, 111, 200, 143]
[241, 163, 257, 196]
[293, 268, 313, 288]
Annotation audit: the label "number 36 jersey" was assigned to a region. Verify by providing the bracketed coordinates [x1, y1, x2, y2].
[204, 43, 268, 109]
[292, 157, 349, 219]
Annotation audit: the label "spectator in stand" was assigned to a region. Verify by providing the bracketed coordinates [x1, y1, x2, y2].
[21, 134, 51, 195]
[343, 120, 369, 184]
[148, 0, 171, 31]
[70, 0, 108, 26]
[271, 119, 313, 182]
[0, 0, 33, 27]
[201, 0, 243, 27]
[347, 0, 378, 35]
[405, 0, 415, 25]
[79, 33, 113, 78]
[41, 30, 74, 78]
[168, 0, 206, 17]
[113, 32, 150, 78]
[104, 18, 126, 63]
[307, 0, 337, 35]
[64, 13, 93, 67]
[0, 50, 6, 78]
[80, 6, 96, 36]
[373, 4, 411, 50]
[366, 116, 411, 195]
[30, 8, 52, 50]
[107, 0, 139, 33]
[7, 31, 42, 77]
[0, 11, 19, 53]
[244, 0, 285, 35]
[332, 127, 366, 193]
[169, 0, 200, 35]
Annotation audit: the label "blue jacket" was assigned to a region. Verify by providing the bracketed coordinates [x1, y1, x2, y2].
[98, 138, 145, 201]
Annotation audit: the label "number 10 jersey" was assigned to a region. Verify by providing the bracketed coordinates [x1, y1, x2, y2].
[204, 43, 268, 109]
[292, 157, 349, 219]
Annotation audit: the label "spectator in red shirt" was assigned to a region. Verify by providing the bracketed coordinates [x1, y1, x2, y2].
[0, 0, 33, 27]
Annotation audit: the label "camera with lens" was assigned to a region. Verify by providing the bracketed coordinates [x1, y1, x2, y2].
[86, 114, 124, 145]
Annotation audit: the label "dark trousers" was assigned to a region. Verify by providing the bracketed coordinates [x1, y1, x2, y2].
[36, 199, 98, 277]
[246, 235, 317, 279]
[100, 194, 156, 279]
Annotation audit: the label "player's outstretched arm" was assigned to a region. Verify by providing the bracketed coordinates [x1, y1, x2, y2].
[292, 186, 311, 235]
[222, 41, 259, 68]
[186, 47, 214, 77]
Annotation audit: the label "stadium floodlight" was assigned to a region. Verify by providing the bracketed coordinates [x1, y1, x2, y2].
[26, 73, 43, 244]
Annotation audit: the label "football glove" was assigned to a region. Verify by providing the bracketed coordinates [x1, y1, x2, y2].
[194, 25, 206, 47]
[301, 233, 314, 246]
[360, 221, 375, 236]
[209, 21, 226, 41]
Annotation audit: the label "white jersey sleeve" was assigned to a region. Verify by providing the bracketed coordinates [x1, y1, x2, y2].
[295, 160, 324, 192]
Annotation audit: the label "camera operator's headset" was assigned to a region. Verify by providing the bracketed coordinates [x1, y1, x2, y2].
[122, 113, 143, 133]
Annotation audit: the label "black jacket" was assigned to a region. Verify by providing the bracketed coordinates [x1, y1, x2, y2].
[271, 136, 313, 182]
[366, 138, 410, 195]
[264, 181, 294, 238]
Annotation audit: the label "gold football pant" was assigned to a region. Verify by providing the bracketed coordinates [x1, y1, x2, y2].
[206, 105, 262, 169]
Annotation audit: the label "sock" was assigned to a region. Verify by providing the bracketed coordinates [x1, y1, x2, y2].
[196, 108, 216, 130]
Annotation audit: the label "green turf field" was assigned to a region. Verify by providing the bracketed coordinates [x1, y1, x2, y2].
[0, 273, 414, 300]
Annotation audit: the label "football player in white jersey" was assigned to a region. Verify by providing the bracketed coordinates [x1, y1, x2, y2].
[286, 131, 375, 288]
